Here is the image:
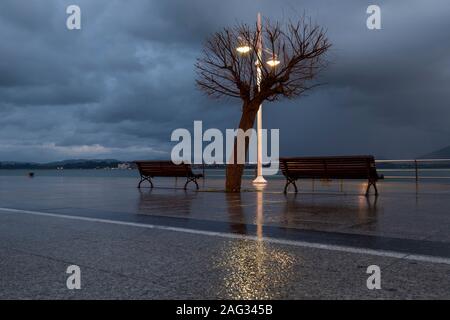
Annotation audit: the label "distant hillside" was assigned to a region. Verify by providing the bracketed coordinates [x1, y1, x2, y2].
[420, 145, 450, 159]
[0, 159, 130, 169]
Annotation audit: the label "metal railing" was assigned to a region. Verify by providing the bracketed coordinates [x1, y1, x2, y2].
[375, 159, 450, 181]
[194, 159, 450, 181]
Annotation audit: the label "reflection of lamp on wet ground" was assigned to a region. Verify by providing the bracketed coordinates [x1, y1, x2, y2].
[215, 234, 296, 299]
[255, 185, 265, 240]
[216, 187, 296, 299]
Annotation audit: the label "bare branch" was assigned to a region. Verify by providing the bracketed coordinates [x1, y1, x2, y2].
[195, 16, 331, 104]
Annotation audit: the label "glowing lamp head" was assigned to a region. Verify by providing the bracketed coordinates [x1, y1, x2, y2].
[236, 46, 251, 54]
[266, 59, 280, 67]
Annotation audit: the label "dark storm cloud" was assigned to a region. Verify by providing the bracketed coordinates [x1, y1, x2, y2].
[0, 0, 449, 162]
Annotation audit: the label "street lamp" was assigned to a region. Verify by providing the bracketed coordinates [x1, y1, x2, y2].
[236, 45, 251, 54]
[236, 13, 280, 185]
[266, 58, 280, 67]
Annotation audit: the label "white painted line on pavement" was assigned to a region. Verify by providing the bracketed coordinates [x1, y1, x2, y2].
[0, 207, 449, 265]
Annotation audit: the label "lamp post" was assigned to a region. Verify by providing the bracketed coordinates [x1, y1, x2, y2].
[252, 13, 267, 185]
[236, 13, 279, 185]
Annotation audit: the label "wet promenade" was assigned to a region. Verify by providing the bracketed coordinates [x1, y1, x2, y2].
[0, 173, 449, 299]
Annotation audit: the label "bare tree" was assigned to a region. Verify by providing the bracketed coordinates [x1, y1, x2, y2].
[196, 17, 331, 192]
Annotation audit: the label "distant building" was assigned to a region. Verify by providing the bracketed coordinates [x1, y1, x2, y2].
[117, 162, 131, 170]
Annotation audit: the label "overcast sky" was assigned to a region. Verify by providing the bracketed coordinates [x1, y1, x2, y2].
[0, 0, 449, 162]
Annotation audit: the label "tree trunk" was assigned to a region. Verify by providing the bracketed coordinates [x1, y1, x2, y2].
[225, 101, 260, 192]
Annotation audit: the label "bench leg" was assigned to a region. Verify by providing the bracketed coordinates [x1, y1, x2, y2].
[184, 177, 199, 190]
[138, 176, 153, 188]
[365, 180, 378, 196]
[283, 178, 298, 194]
[373, 182, 378, 196]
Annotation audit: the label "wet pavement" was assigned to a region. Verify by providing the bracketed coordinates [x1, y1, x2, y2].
[0, 173, 449, 299]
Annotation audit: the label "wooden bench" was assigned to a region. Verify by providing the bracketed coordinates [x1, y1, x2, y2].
[279, 156, 382, 196]
[134, 161, 203, 190]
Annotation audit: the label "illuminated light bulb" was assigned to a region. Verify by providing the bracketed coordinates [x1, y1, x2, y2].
[266, 59, 280, 67]
[236, 46, 251, 54]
